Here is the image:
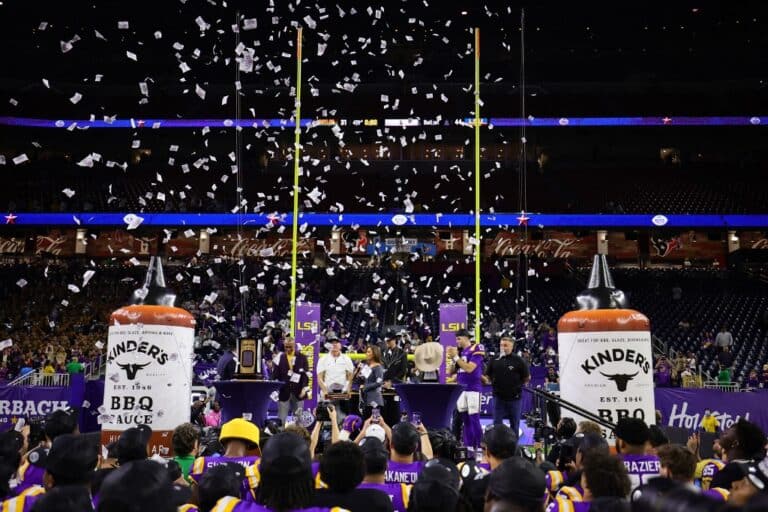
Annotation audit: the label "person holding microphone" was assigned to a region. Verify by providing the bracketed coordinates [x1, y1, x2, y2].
[355, 345, 385, 420]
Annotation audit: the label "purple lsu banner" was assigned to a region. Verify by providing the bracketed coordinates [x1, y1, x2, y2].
[0, 385, 73, 431]
[295, 302, 321, 410]
[438, 303, 468, 383]
[655, 387, 768, 433]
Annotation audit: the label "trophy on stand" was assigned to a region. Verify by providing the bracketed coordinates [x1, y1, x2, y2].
[235, 338, 264, 380]
[414, 342, 444, 382]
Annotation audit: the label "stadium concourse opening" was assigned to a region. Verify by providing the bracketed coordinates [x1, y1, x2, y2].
[0, 1, 767, 512]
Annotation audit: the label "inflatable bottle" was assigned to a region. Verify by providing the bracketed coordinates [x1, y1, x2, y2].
[101, 257, 196, 456]
[557, 255, 654, 440]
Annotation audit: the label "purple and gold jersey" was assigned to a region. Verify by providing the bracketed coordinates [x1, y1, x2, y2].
[191, 456, 260, 499]
[700, 459, 726, 491]
[358, 482, 411, 512]
[620, 453, 661, 492]
[545, 470, 567, 494]
[456, 344, 485, 392]
[555, 484, 585, 502]
[546, 498, 591, 512]
[1, 485, 45, 512]
[210, 496, 349, 512]
[385, 460, 424, 484]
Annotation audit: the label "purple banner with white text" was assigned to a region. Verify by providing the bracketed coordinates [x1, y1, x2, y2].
[655, 388, 768, 432]
[0, 386, 74, 431]
[439, 303, 468, 383]
[296, 303, 321, 410]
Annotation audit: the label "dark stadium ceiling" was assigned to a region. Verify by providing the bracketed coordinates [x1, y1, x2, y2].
[0, 1, 766, 118]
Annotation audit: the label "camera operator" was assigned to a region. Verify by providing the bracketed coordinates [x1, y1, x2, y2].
[546, 417, 577, 465]
[484, 335, 530, 436]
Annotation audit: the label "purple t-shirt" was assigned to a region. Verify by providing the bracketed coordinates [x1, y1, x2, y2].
[385, 460, 424, 484]
[1, 486, 45, 512]
[211, 496, 343, 512]
[620, 453, 661, 492]
[456, 344, 484, 392]
[358, 482, 410, 512]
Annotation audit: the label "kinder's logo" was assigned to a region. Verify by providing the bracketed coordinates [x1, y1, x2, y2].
[600, 371, 639, 392]
[117, 362, 151, 380]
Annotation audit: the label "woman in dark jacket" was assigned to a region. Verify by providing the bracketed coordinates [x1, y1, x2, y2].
[357, 345, 385, 419]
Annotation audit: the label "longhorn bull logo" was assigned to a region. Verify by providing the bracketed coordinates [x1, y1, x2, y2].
[117, 362, 151, 380]
[600, 371, 639, 392]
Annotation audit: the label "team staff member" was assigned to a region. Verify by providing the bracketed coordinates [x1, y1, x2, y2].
[485, 336, 530, 435]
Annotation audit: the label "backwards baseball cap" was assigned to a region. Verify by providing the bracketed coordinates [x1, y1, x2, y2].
[738, 457, 768, 491]
[366, 424, 387, 444]
[260, 432, 312, 478]
[359, 437, 389, 475]
[409, 459, 462, 512]
[482, 424, 518, 459]
[487, 457, 546, 506]
[43, 409, 78, 441]
[116, 427, 150, 465]
[46, 434, 99, 485]
[614, 418, 650, 446]
[455, 329, 470, 338]
[219, 418, 260, 450]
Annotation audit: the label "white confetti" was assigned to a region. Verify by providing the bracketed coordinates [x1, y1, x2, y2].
[82, 270, 95, 287]
[242, 18, 258, 30]
[62, 188, 76, 198]
[123, 213, 144, 230]
[117, 21, 129, 29]
[195, 84, 206, 100]
[16, 279, 28, 288]
[12, 154, 29, 165]
[69, 92, 83, 104]
[67, 284, 80, 293]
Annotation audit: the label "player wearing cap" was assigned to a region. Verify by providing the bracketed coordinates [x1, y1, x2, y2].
[613, 418, 661, 493]
[312, 441, 393, 512]
[209, 432, 349, 512]
[15, 409, 78, 495]
[728, 456, 768, 507]
[191, 418, 261, 499]
[447, 329, 484, 450]
[484, 457, 547, 512]
[407, 459, 466, 512]
[2, 434, 98, 512]
[358, 437, 411, 512]
[381, 331, 408, 426]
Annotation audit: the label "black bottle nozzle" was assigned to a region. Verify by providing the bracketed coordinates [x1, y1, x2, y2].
[575, 254, 629, 310]
[131, 256, 177, 306]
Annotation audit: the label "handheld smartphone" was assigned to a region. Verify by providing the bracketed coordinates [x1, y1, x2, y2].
[285, 415, 296, 426]
[371, 408, 381, 423]
[14, 418, 25, 432]
[411, 412, 422, 426]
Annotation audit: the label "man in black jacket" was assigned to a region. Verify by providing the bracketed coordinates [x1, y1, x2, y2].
[381, 331, 407, 425]
[485, 336, 530, 436]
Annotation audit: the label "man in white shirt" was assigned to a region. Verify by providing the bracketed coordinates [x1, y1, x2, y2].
[317, 338, 354, 422]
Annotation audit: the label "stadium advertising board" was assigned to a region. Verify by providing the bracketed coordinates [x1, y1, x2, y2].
[484, 231, 596, 259]
[295, 303, 321, 410]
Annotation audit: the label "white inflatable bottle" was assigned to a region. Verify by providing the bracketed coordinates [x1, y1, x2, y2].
[101, 257, 196, 456]
[557, 255, 654, 441]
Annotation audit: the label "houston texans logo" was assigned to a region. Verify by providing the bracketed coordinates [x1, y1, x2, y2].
[600, 371, 639, 392]
[651, 237, 681, 258]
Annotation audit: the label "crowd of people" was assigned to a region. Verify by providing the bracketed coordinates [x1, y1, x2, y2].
[1, 404, 768, 511]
